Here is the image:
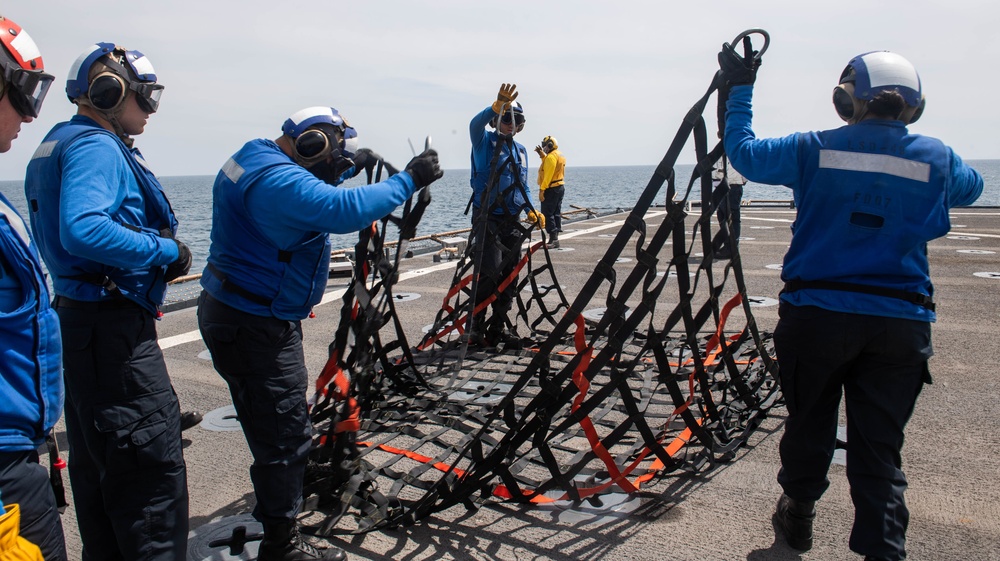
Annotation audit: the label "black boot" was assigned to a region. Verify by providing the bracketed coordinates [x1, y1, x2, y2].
[258, 521, 346, 561]
[547, 231, 560, 249]
[773, 494, 815, 551]
[180, 410, 203, 432]
[467, 313, 489, 347]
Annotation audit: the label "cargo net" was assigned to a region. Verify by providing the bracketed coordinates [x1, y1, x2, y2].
[304, 67, 780, 537]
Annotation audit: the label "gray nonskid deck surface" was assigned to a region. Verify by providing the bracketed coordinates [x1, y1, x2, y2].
[52, 208, 1000, 560]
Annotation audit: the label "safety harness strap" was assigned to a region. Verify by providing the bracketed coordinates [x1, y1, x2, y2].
[782, 279, 935, 311]
[204, 262, 273, 307]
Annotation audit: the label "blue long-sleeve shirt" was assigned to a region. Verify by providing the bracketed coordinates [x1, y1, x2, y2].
[202, 139, 418, 319]
[724, 85, 983, 321]
[469, 106, 528, 216]
[25, 116, 180, 314]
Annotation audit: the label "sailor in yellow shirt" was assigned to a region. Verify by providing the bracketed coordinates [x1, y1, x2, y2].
[534, 135, 566, 248]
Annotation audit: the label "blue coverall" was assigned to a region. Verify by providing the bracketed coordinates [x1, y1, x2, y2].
[198, 138, 417, 528]
[724, 84, 983, 560]
[24, 116, 188, 560]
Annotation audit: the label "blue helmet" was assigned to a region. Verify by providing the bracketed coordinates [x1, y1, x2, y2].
[66, 42, 163, 113]
[282, 106, 359, 166]
[833, 51, 925, 124]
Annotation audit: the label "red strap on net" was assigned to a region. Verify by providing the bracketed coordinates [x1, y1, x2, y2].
[418, 241, 545, 350]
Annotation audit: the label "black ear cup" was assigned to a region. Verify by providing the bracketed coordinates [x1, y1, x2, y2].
[88, 72, 127, 111]
[293, 128, 345, 167]
[832, 84, 860, 123]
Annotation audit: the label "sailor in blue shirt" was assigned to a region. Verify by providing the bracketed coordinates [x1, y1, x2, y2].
[468, 83, 541, 346]
[198, 106, 441, 561]
[0, 16, 65, 561]
[24, 42, 191, 560]
[719, 43, 983, 561]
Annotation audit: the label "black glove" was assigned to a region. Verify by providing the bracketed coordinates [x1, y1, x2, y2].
[350, 148, 401, 181]
[164, 239, 192, 282]
[404, 149, 444, 189]
[718, 36, 761, 86]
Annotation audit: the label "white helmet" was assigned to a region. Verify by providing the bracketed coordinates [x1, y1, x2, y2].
[832, 51, 925, 124]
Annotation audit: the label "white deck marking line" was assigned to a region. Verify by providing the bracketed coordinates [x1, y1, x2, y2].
[944, 232, 1000, 239]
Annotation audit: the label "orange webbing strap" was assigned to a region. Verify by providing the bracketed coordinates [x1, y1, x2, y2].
[335, 398, 361, 434]
[491, 422, 699, 503]
[498, 314, 700, 502]
[315, 349, 342, 398]
[703, 292, 743, 356]
[677, 292, 746, 369]
[313, 350, 361, 433]
[415, 275, 473, 351]
[358, 423, 698, 506]
[417, 241, 544, 350]
[357, 441, 468, 479]
[346, 314, 704, 505]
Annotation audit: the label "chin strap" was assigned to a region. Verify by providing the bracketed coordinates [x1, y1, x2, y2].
[77, 97, 134, 147]
[106, 109, 134, 148]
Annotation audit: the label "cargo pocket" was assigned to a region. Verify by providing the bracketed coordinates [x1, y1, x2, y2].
[248, 385, 309, 447]
[93, 390, 180, 473]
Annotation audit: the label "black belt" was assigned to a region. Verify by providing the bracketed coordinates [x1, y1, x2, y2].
[52, 295, 139, 311]
[548, 183, 564, 188]
[205, 262, 273, 307]
[782, 279, 935, 312]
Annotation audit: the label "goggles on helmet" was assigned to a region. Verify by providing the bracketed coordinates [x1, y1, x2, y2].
[86, 72, 163, 113]
[500, 112, 524, 126]
[66, 43, 163, 113]
[2, 63, 54, 118]
[130, 80, 163, 113]
[0, 17, 53, 118]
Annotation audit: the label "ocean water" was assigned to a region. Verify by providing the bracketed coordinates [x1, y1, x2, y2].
[3, 159, 999, 274]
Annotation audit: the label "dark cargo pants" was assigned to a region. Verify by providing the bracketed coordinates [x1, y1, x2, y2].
[197, 291, 312, 526]
[774, 302, 930, 561]
[57, 301, 188, 561]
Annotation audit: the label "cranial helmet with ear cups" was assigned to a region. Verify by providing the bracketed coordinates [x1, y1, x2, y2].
[281, 106, 359, 167]
[832, 51, 925, 124]
[66, 42, 163, 113]
[542, 135, 558, 150]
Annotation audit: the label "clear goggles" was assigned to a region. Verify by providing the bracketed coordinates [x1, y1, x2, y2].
[3, 63, 54, 118]
[131, 81, 164, 113]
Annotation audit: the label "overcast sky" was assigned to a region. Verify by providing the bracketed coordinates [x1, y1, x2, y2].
[2, 0, 997, 180]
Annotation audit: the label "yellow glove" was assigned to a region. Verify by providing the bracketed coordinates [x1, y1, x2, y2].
[539, 189, 546, 202]
[534, 145, 545, 158]
[524, 210, 546, 230]
[492, 83, 518, 114]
